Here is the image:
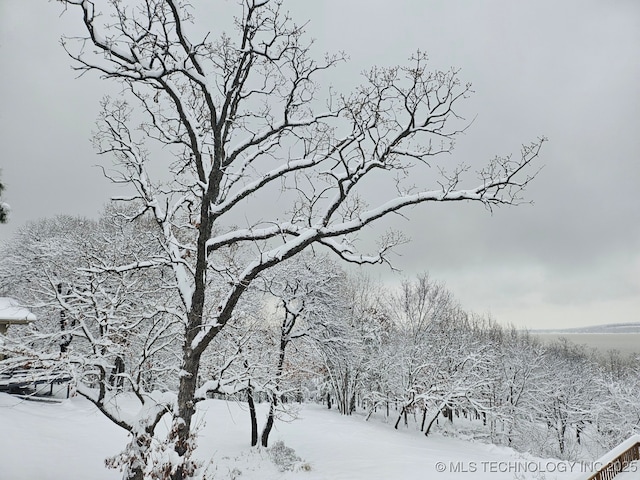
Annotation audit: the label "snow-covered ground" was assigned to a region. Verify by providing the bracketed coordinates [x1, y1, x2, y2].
[0, 393, 601, 480]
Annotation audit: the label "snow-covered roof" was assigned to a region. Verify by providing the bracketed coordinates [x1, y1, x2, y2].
[0, 297, 36, 324]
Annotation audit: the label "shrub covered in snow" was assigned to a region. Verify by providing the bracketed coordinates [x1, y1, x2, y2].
[267, 440, 311, 472]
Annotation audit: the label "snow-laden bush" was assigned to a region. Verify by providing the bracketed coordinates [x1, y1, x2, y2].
[267, 440, 311, 472]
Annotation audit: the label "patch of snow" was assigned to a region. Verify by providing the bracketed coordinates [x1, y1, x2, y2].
[0, 297, 36, 322]
[0, 393, 126, 480]
[0, 394, 584, 480]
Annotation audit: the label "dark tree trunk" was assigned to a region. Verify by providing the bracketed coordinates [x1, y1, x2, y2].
[425, 410, 441, 436]
[349, 392, 356, 414]
[420, 407, 428, 432]
[59, 309, 72, 353]
[558, 422, 566, 454]
[247, 387, 258, 447]
[109, 356, 125, 388]
[261, 324, 288, 448]
[170, 347, 201, 480]
[444, 406, 453, 423]
[57, 284, 73, 353]
[126, 468, 144, 480]
[261, 400, 276, 447]
[576, 422, 583, 445]
[394, 406, 406, 429]
[171, 220, 215, 480]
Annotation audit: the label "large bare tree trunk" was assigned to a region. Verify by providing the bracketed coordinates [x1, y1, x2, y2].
[171, 351, 201, 480]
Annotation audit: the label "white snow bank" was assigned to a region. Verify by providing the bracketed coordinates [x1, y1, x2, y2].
[0, 393, 127, 480]
[0, 394, 580, 480]
[0, 297, 36, 322]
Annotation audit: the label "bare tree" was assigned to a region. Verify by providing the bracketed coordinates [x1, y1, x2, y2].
[381, 275, 492, 434]
[0, 174, 8, 223]
[317, 273, 388, 416]
[55, 0, 544, 477]
[256, 253, 347, 446]
[534, 340, 598, 458]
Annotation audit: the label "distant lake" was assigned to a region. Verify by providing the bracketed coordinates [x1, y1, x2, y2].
[533, 333, 640, 356]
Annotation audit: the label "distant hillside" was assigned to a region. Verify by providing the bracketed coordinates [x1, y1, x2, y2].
[533, 322, 640, 334]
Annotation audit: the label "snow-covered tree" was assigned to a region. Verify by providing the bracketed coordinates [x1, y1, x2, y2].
[594, 365, 640, 450]
[255, 253, 348, 445]
[385, 274, 453, 429]
[0, 215, 103, 350]
[0, 207, 184, 480]
[379, 275, 479, 433]
[53, 1, 544, 477]
[315, 273, 388, 416]
[486, 327, 550, 447]
[533, 340, 598, 459]
[0, 174, 8, 223]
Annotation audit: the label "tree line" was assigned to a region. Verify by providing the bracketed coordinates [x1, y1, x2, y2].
[1, 208, 638, 472]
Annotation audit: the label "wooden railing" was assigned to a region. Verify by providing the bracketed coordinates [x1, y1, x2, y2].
[0, 367, 72, 396]
[585, 435, 640, 480]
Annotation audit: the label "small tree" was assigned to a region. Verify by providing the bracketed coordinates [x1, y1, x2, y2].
[317, 273, 388, 416]
[258, 253, 348, 446]
[54, 1, 544, 478]
[0, 175, 8, 223]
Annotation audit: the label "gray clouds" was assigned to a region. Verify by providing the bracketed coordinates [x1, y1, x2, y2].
[1, 0, 639, 328]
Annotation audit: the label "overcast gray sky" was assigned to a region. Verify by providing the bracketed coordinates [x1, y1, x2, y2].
[1, 1, 639, 329]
